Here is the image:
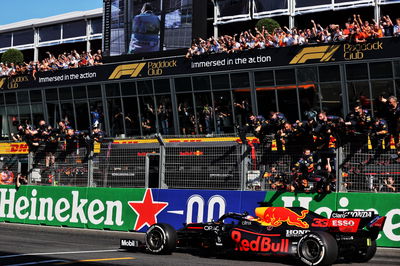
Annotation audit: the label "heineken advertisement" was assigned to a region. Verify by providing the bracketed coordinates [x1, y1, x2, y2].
[0, 186, 399, 247]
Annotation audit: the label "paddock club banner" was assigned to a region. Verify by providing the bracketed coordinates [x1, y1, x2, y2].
[0, 186, 399, 247]
[1, 37, 400, 90]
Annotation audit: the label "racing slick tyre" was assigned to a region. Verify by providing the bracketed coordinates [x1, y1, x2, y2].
[145, 223, 177, 254]
[297, 231, 338, 266]
[352, 239, 377, 262]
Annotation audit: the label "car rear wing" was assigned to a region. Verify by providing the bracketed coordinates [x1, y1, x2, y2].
[329, 211, 386, 236]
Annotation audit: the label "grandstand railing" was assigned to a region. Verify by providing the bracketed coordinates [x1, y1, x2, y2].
[0, 136, 398, 192]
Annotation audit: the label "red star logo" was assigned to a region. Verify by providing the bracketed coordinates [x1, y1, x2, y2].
[128, 189, 168, 231]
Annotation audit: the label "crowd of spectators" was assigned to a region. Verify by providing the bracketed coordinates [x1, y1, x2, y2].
[243, 95, 400, 193]
[12, 119, 105, 181]
[186, 14, 400, 58]
[0, 49, 103, 78]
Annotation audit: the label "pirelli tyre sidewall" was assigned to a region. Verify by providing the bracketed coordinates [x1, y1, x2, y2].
[145, 223, 177, 254]
[297, 231, 338, 266]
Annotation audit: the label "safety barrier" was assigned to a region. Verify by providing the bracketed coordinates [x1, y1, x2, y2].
[0, 186, 398, 247]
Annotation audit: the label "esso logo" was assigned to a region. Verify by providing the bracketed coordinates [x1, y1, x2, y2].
[332, 219, 355, 226]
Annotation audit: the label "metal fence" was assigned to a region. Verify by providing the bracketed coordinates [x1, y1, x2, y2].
[340, 140, 400, 193]
[0, 136, 398, 192]
[27, 143, 90, 187]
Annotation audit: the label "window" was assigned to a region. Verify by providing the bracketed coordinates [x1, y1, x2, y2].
[232, 90, 252, 127]
[5, 92, 17, 105]
[319, 65, 340, 82]
[87, 84, 102, 98]
[211, 74, 230, 90]
[297, 67, 317, 84]
[123, 97, 140, 136]
[121, 82, 137, 96]
[137, 80, 153, 95]
[193, 76, 210, 91]
[195, 92, 213, 134]
[369, 62, 393, 79]
[320, 83, 342, 116]
[105, 83, 120, 97]
[177, 93, 195, 135]
[75, 101, 90, 131]
[39, 25, 61, 42]
[58, 87, 72, 100]
[17, 91, 29, 104]
[299, 85, 319, 119]
[139, 96, 156, 135]
[73, 86, 87, 99]
[213, 91, 234, 133]
[61, 103, 75, 128]
[90, 18, 103, 34]
[108, 98, 124, 136]
[175, 77, 192, 92]
[30, 90, 42, 103]
[254, 70, 274, 87]
[346, 64, 368, 80]
[275, 69, 295, 85]
[63, 20, 86, 39]
[230, 73, 249, 88]
[256, 89, 276, 118]
[347, 81, 371, 109]
[156, 95, 173, 135]
[47, 103, 60, 127]
[277, 89, 299, 121]
[46, 89, 58, 101]
[0, 33, 11, 48]
[296, 0, 330, 8]
[154, 79, 170, 93]
[371, 80, 394, 117]
[13, 29, 34, 46]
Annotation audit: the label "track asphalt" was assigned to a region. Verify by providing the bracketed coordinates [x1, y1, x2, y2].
[0, 223, 398, 265]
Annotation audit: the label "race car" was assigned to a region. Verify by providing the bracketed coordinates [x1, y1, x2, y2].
[120, 206, 386, 265]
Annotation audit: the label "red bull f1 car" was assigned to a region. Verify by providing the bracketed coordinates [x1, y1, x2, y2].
[120, 207, 386, 266]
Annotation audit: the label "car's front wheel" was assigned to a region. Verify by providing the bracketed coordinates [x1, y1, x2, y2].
[145, 223, 177, 254]
[297, 231, 338, 266]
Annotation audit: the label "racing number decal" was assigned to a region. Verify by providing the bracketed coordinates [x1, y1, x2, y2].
[312, 218, 329, 227]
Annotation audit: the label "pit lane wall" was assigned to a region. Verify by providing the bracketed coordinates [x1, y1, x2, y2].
[0, 186, 398, 247]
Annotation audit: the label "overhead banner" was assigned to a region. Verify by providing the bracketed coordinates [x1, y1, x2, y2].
[0, 38, 399, 90]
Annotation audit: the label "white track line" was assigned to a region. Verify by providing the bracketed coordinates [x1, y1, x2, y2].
[5, 259, 67, 266]
[0, 249, 118, 259]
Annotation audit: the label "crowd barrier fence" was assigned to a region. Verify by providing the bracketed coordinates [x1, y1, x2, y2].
[0, 136, 398, 193]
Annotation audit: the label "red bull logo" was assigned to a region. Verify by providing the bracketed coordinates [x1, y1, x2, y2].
[231, 229, 289, 253]
[255, 207, 309, 228]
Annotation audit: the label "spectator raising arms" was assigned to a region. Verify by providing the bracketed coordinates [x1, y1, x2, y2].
[186, 15, 400, 58]
[0, 49, 103, 78]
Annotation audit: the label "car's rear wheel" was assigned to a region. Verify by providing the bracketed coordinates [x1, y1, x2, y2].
[352, 239, 377, 262]
[145, 223, 177, 254]
[297, 232, 338, 266]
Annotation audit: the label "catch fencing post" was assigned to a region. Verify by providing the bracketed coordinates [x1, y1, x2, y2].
[88, 150, 94, 187]
[27, 152, 33, 184]
[155, 134, 167, 189]
[240, 142, 248, 191]
[337, 146, 344, 192]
